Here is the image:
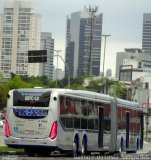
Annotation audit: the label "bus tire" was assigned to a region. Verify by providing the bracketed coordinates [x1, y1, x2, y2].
[119, 137, 124, 153]
[132, 138, 140, 153]
[136, 138, 140, 150]
[72, 137, 79, 157]
[81, 138, 87, 155]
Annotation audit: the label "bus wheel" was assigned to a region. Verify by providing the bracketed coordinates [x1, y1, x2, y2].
[72, 138, 79, 157]
[136, 138, 140, 150]
[81, 139, 87, 155]
[119, 138, 124, 153]
[133, 138, 140, 153]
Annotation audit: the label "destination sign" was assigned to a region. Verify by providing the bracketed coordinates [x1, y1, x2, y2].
[25, 96, 40, 101]
[13, 108, 48, 118]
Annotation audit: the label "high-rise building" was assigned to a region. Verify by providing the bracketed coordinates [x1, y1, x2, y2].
[40, 32, 54, 80]
[53, 67, 64, 80]
[0, 1, 41, 78]
[142, 13, 151, 54]
[65, 7, 103, 78]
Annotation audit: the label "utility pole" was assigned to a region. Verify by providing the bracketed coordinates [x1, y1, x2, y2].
[101, 34, 111, 93]
[54, 54, 70, 88]
[88, 5, 98, 75]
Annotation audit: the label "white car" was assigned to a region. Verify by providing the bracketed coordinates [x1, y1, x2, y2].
[0, 120, 4, 128]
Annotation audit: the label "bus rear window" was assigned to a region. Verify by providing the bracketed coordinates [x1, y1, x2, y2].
[13, 91, 51, 107]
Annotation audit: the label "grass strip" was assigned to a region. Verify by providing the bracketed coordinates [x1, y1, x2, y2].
[0, 146, 24, 152]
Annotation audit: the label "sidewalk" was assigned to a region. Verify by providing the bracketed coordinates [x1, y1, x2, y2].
[138, 141, 151, 154]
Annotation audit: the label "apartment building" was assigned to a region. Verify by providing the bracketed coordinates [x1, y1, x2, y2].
[0, 1, 41, 78]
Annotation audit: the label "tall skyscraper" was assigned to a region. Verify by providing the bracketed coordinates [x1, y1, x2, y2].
[40, 32, 54, 80]
[65, 7, 103, 78]
[0, 1, 41, 78]
[142, 13, 151, 54]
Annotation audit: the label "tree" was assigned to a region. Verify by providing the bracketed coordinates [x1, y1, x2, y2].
[7, 75, 33, 89]
[88, 77, 126, 99]
[48, 80, 58, 88]
[0, 84, 9, 110]
[88, 78, 103, 92]
[0, 72, 4, 82]
[108, 81, 126, 99]
[66, 84, 87, 90]
[10, 72, 16, 79]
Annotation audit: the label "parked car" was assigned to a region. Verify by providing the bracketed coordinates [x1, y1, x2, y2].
[0, 120, 4, 128]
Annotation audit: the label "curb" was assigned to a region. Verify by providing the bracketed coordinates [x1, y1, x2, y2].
[0, 151, 26, 155]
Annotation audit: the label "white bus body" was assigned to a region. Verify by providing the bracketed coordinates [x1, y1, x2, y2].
[5, 88, 143, 155]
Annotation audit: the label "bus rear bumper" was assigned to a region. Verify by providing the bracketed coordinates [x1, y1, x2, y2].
[5, 136, 58, 148]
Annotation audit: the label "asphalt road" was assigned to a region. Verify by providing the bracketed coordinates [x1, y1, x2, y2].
[0, 152, 151, 160]
[1, 126, 151, 159]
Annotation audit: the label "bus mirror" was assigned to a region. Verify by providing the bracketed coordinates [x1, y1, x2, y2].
[7, 94, 10, 98]
[53, 97, 57, 101]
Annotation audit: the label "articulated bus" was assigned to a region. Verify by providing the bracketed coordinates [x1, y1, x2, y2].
[5, 88, 144, 156]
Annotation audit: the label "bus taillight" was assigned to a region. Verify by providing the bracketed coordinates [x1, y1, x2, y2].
[5, 120, 11, 138]
[50, 121, 57, 140]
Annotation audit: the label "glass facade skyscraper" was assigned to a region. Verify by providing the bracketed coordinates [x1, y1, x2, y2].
[142, 13, 151, 54]
[40, 32, 54, 80]
[65, 8, 103, 78]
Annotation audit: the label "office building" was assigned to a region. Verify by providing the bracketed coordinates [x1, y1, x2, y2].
[142, 13, 151, 54]
[65, 7, 103, 78]
[115, 48, 151, 80]
[40, 32, 54, 80]
[0, 1, 41, 78]
[53, 67, 64, 80]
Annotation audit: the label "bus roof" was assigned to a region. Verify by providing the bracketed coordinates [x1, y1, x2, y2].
[116, 98, 140, 108]
[63, 89, 112, 101]
[10, 88, 141, 108]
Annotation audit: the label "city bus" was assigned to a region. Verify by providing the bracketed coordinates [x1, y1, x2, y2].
[5, 88, 144, 156]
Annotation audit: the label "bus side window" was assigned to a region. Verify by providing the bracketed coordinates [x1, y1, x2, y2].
[74, 98, 81, 129]
[81, 100, 88, 116]
[87, 101, 94, 116]
[66, 97, 75, 114]
[74, 99, 81, 115]
[60, 96, 65, 114]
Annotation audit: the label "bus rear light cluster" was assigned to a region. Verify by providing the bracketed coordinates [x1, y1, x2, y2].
[5, 120, 11, 138]
[49, 121, 57, 140]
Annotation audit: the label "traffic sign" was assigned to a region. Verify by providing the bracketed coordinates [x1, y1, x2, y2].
[28, 50, 47, 63]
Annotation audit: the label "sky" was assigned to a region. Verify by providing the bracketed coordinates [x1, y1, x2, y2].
[0, 0, 151, 76]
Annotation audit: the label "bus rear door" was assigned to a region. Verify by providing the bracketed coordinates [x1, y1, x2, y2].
[98, 107, 104, 148]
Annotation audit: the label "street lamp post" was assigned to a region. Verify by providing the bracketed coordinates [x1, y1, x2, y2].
[101, 34, 111, 93]
[54, 54, 70, 88]
[101, 34, 111, 80]
[54, 50, 62, 86]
